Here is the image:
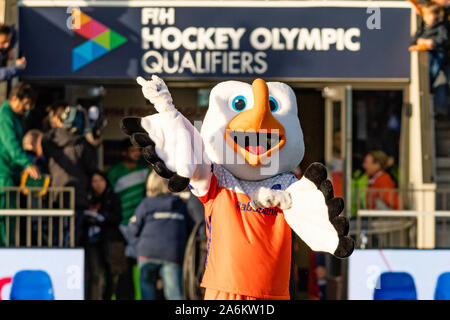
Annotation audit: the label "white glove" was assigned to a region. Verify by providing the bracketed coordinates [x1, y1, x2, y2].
[137, 75, 175, 113]
[121, 75, 211, 193]
[283, 177, 340, 254]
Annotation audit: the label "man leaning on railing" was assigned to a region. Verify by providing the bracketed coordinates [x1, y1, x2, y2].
[0, 83, 40, 247]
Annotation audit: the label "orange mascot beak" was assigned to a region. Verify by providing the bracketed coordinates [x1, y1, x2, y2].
[224, 79, 286, 166]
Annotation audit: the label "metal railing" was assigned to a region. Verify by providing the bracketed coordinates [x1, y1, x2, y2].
[354, 188, 450, 249]
[0, 187, 75, 248]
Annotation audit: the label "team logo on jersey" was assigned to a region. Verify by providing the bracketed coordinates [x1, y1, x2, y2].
[236, 201, 279, 216]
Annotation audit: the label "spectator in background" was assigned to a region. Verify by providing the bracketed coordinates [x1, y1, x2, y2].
[82, 171, 126, 300]
[0, 25, 26, 81]
[23, 129, 49, 180]
[430, 0, 450, 120]
[107, 139, 149, 300]
[60, 103, 102, 147]
[0, 83, 40, 247]
[409, 1, 450, 119]
[42, 101, 97, 245]
[108, 140, 149, 225]
[128, 171, 192, 300]
[410, 3, 448, 91]
[363, 150, 400, 210]
[429, 0, 450, 33]
[431, 0, 450, 121]
[0, 24, 15, 65]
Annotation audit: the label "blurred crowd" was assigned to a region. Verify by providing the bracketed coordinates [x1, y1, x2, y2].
[0, 80, 204, 299]
[0, 22, 205, 300]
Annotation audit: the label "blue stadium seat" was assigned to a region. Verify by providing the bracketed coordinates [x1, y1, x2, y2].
[10, 270, 54, 300]
[435, 272, 450, 300]
[373, 272, 417, 300]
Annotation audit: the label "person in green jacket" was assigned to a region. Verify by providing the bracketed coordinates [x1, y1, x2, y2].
[0, 83, 40, 246]
[107, 140, 149, 226]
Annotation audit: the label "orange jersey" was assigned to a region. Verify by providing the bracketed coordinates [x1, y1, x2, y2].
[367, 171, 400, 210]
[196, 164, 298, 299]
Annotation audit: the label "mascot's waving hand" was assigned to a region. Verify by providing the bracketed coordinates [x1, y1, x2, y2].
[121, 75, 354, 300]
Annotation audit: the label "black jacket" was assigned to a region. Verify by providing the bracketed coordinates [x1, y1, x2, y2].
[82, 186, 124, 245]
[411, 21, 448, 50]
[42, 127, 97, 210]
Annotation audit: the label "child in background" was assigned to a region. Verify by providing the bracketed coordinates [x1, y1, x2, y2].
[430, 0, 450, 119]
[410, 3, 448, 91]
[408, 0, 450, 28]
[430, 0, 450, 22]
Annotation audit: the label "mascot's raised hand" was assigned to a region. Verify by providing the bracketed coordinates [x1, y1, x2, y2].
[121, 75, 210, 192]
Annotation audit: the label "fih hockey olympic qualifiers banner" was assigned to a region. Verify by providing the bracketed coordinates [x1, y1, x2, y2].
[19, 3, 411, 79]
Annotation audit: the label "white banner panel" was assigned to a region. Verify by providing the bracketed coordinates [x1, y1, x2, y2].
[0, 249, 84, 300]
[348, 249, 450, 300]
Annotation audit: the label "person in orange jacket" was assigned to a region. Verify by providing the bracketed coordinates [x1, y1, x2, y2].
[362, 150, 400, 210]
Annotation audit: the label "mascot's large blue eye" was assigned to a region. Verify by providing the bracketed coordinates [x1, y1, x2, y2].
[232, 95, 247, 112]
[269, 96, 279, 112]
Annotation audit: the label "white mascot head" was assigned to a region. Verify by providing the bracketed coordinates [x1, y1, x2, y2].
[200, 78, 304, 181]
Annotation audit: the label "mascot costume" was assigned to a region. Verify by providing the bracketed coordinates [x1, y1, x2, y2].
[121, 75, 354, 300]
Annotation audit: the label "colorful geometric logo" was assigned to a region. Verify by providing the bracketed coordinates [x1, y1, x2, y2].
[71, 9, 127, 71]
